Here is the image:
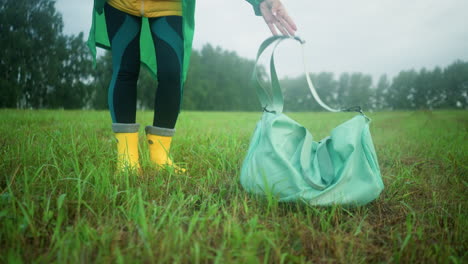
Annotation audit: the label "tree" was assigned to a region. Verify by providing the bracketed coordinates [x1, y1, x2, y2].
[427, 67, 444, 109]
[336, 73, 373, 110]
[388, 70, 418, 110]
[0, 0, 61, 107]
[442, 60, 468, 108]
[89, 51, 112, 109]
[46, 33, 94, 109]
[183, 44, 259, 111]
[374, 74, 390, 110]
[282, 75, 310, 111]
[0, 0, 93, 108]
[412, 68, 432, 109]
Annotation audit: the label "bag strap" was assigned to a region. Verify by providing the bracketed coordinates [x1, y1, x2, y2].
[253, 36, 363, 114]
[253, 36, 286, 113]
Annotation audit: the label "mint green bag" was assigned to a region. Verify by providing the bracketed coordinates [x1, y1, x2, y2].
[240, 36, 384, 206]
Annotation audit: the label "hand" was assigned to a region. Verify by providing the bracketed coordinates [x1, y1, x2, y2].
[260, 0, 297, 36]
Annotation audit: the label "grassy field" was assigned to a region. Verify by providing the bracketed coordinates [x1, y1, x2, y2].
[0, 110, 467, 263]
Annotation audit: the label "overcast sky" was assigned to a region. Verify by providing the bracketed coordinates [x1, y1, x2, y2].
[55, 0, 468, 81]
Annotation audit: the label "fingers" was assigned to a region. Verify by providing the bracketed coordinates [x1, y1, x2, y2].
[266, 18, 292, 36]
[280, 10, 297, 32]
[267, 22, 279, 36]
[277, 16, 296, 36]
[274, 5, 297, 36]
[269, 15, 295, 36]
[261, 1, 297, 36]
[261, 4, 280, 35]
[274, 19, 289, 36]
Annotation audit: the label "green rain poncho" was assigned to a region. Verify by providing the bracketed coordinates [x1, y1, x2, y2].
[87, 0, 264, 83]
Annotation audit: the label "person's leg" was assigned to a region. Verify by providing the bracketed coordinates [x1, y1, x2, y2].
[150, 16, 184, 129]
[146, 16, 185, 172]
[104, 3, 142, 172]
[105, 3, 142, 124]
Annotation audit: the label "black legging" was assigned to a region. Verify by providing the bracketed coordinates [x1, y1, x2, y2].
[104, 3, 184, 129]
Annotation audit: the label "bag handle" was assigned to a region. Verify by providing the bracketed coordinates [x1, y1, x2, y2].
[253, 36, 286, 113]
[253, 36, 363, 114]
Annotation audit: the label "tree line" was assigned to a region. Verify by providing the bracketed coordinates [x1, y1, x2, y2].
[1, 0, 467, 111]
[282, 63, 468, 111]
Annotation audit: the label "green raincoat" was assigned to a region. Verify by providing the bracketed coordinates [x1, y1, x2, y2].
[87, 0, 264, 83]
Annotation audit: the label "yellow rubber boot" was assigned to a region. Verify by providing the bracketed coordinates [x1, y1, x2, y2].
[113, 123, 141, 173]
[146, 133, 186, 173]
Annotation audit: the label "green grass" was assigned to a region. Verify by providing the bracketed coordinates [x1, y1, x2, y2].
[0, 110, 467, 263]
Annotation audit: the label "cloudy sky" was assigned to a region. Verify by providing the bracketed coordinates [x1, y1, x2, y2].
[55, 0, 468, 81]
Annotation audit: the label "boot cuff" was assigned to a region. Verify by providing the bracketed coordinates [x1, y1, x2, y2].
[112, 123, 140, 133]
[145, 126, 175, 137]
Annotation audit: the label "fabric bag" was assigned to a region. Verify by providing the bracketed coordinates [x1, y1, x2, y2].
[240, 36, 384, 206]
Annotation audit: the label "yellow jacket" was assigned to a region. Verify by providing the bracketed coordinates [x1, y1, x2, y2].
[107, 0, 182, 17]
